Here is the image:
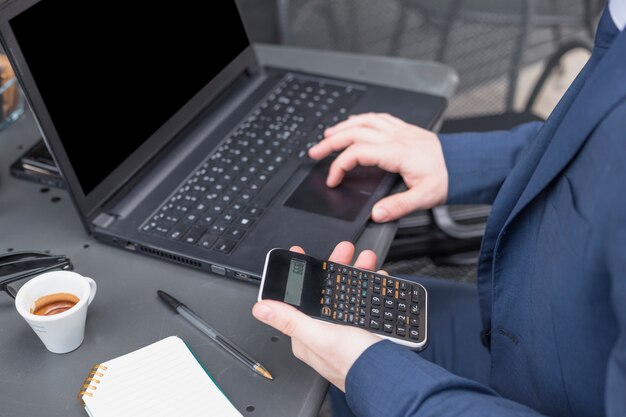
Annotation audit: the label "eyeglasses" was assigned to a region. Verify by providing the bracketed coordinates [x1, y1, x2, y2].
[0, 251, 73, 299]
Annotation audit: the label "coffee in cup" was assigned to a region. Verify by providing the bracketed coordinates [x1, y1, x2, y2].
[15, 271, 97, 354]
[32, 292, 80, 316]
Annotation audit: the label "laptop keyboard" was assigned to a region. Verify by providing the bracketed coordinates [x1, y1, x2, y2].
[140, 73, 365, 255]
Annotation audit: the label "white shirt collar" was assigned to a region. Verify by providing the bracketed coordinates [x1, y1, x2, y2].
[609, 0, 626, 31]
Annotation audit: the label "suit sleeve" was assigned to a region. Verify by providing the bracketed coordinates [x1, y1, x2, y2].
[604, 204, 626, 417]
[345, 340, 546, 417]
[439, 122, 543, 205]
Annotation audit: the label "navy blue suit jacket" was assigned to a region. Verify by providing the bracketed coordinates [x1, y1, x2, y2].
[345, 9, 626, 417]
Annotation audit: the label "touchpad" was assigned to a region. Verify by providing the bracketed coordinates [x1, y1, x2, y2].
[284, 159, 387, 221]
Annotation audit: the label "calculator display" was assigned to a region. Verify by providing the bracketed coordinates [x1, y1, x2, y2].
[284, 259, 306, 306]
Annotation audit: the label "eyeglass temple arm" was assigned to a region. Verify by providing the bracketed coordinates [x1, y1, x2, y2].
[0, 259, 73, 291]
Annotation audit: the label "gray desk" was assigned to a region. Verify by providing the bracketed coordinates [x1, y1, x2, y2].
[0, 45, 456, 417]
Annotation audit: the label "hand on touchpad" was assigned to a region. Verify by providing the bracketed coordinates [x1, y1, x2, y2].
[283, 159, 387, 221]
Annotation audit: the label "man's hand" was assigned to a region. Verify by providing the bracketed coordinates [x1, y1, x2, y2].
[252, 241, 383, 392]
[308, 113, 449, 222]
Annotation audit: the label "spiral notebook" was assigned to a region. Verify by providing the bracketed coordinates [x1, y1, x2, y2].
[77, 336, 242, 417]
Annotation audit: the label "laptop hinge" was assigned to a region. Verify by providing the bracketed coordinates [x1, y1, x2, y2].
[93, 212, 117, 229]
[246, 62, 262, 77]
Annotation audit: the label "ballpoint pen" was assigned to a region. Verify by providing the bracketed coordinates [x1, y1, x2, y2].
[157, 290, 273, 380]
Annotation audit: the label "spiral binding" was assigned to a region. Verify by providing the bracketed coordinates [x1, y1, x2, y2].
[77, 364, 108, 406]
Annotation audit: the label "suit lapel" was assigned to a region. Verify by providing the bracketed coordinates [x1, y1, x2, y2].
[503, 29, 626, 229]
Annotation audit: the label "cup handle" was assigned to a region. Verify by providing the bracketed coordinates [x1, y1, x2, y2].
[84, 277, 97, 305]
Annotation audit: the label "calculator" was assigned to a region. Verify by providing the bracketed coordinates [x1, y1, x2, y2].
[259, 248, 427, 349]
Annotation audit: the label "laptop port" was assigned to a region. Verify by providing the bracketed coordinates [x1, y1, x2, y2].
[234, 272, 248, 280]
[125, 242, 137, 251]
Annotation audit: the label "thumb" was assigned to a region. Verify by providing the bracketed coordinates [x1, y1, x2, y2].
[253, 300, 316, 340]
[371, 188, 427, 222]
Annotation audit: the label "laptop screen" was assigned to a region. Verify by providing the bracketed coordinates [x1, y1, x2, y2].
[10, 1, 249, 195]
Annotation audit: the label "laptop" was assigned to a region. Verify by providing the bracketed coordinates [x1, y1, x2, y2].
[0, 0, 446, 281]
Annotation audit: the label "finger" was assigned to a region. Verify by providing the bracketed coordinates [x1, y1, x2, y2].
[253, 300, 322, 341]
[377, 113, 406, 127]
[325, 113, 398, 135]
[289, 246, 305, 254]
[326, 144, 396, 187]
[371, 188, 428, 222]
[376, 269, 389, 276]
[328, 241, 355, 265]
[309, 127, 381, 160]
[353, 250, 378, 271]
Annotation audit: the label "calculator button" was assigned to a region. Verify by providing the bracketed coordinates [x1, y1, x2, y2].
[321, 306, 331, 317]
[373, 285, 381, 294]
[409, 328, 420, 340]
[411, 288, 420, 302]
[370, 319, 380, 330]
[350, 279, 358, 287]
[348, 313, 355, 323]
[337, 311, 345, 321]
[398, 290, 407, 300]
[399, 282, 408, 291]
[339, 284, 347, 293]
[410, 304, 420, 315]
[383, 322, 393, 333]
[384, 299, 395, 309]
[358, 317, 366, 327]
[397, 314, 407, 325]
[374, 276, 381, 285]
[324, 296, 331, 305]
[349, 296, 357, 305]
[339, 294, 346, 302]
[386, 278, 395, 287]
[371, 295, 381, 305]
[370, 307, 381, 318]
[397, 302, 408, 312]
[350, 287, 358, 296]
[410, 317, 420, 327]
[360, 298, 367, 307]
[396, 326, 406, 337]
[383, 311, 394, 321]
[361, 280, 368, 289]
[348, 305, 356, 314]
[341, 267, 348, 275]
[338, 303, 346, 311]
[340, 275, 347, 284]
[328, 263, 335, 272]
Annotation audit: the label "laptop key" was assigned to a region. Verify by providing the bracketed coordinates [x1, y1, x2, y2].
[183, 225, 206, 244]
[225, 226, 246, 240]
[169, 223, 189, 240]
[236, 217, 254, 229]
[197, 233, 217, 250]
[213, 238, 237, 254]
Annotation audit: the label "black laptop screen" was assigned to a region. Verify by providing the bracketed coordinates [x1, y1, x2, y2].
[10, 1, 249, 194]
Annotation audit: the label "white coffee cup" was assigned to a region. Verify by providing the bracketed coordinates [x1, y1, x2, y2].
[15, 270, 97, 354]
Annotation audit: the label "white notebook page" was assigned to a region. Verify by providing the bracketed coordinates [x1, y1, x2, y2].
[82, 336, 242, 417]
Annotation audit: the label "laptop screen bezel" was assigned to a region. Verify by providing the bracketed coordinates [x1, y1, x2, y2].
[0, 0, 256, 225]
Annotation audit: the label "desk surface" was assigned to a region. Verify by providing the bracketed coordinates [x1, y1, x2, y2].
[0, 45, 456, 417]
